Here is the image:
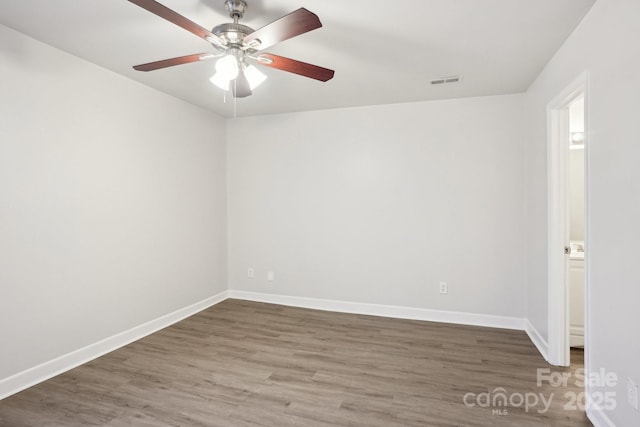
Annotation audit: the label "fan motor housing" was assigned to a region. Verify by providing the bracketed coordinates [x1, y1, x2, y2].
[212, 23, 254, 44]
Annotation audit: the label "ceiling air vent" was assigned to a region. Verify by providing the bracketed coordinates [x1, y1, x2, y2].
[430, 76, 461, 85]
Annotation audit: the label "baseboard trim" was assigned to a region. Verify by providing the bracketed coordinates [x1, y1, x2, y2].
[586, 401, 616, 427]
[0, 290, 228, 401]
[525, 319, 549, 362]
[227, 290, 525, 330]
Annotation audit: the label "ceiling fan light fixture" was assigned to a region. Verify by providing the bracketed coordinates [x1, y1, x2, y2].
[210, 72, 231, 91]
[245, 65, 267, 90]
[215, 54, 240, 80]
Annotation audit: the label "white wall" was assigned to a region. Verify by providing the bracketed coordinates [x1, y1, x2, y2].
[228, 95, 526, 318]
[0, 25, 227, 380]
[524, 0, 640, 424]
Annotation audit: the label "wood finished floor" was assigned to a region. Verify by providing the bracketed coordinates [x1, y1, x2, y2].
[1, 299, 592, 426]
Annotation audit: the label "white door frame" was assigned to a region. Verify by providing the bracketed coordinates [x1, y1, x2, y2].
[546, 71, 589, 367]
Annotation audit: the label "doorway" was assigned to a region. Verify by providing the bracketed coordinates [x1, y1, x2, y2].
[546, 72, 589, 368]
[568, 95, 585, 351]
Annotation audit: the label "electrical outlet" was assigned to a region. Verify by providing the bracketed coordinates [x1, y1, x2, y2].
[267, 271, 274, 282]
[247, 268, 255, 278]
[628, 377, 639, 411]
[439, 282, 448, 294]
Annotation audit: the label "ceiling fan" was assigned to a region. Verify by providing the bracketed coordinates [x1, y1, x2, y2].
[128, 0, 335, 98]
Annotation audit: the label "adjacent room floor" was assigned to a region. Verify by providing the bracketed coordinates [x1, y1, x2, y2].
[0, 299, 591, 426]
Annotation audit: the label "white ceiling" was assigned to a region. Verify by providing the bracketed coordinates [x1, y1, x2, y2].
[1, 0, 595, 118]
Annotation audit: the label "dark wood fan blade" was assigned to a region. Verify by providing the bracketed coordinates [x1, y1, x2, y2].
[257, 54, 334, 82]
[243, 8, 322, 51]
[128, 0, 224, 46]
[133, 53, 214, 71]
[232, 70, 252, 98]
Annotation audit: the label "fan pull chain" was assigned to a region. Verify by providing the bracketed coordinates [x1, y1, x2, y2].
[233, 79, 237, 118]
